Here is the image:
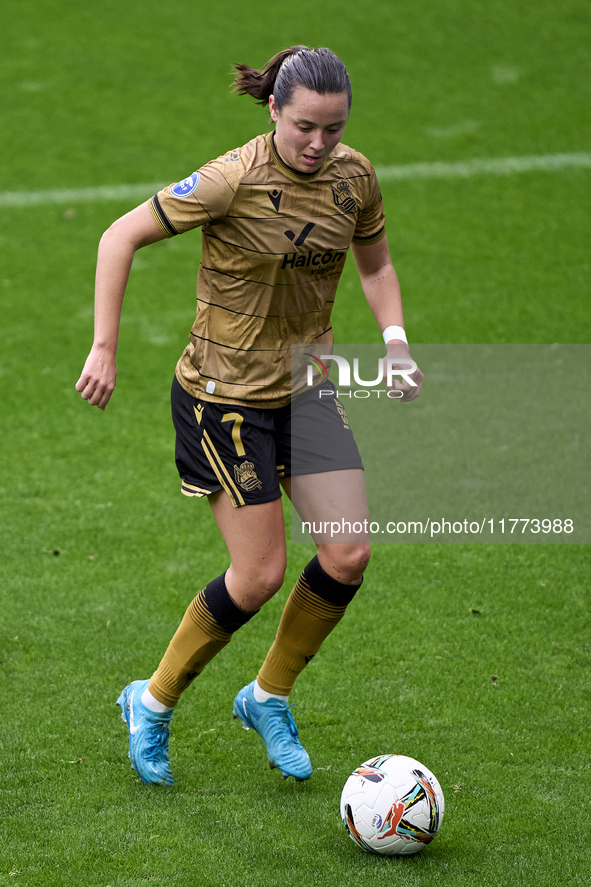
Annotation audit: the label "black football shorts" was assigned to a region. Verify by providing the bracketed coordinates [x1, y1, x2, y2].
[171, 375, 363, 507]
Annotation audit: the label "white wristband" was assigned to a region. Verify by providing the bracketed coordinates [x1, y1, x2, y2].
[382, 325, 408, 345]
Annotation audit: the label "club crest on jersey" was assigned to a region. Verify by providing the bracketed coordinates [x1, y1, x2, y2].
[171, 172, 200, 198]
[332, 179, 357, 213]
[234, 461, 263, 492]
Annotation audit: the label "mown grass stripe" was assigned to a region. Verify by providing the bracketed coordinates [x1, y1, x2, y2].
[0, 152, 589, 208]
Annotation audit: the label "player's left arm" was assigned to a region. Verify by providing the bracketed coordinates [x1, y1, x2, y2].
[351, 235, 423, 401]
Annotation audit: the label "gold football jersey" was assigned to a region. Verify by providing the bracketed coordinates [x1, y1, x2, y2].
[149, 132, 386, 407]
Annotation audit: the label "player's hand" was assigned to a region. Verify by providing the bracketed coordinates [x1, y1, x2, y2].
[385, 342, 423, 402]
[75, 345, 117, 410]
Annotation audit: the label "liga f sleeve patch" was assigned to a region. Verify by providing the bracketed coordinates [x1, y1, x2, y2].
[151, 154, 244, 235]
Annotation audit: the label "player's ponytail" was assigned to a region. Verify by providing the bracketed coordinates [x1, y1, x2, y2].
[232, 46, 352, 111]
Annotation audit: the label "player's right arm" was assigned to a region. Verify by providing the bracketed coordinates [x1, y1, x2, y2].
[76, 201, 166, 410]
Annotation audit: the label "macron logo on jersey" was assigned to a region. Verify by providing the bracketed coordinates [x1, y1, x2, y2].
[268, 189, 283, 212]
[170, 172, 200, 198]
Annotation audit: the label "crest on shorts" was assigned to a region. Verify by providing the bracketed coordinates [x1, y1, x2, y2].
[332, 179, 357, 213]
[234, 460, 263, 491]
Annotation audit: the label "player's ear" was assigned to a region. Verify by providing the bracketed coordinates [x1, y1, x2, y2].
[269, 94, 278, 122]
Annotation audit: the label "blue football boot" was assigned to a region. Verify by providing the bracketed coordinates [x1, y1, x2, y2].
[117, 679, 174, 786]
[232, 680, 313, 781]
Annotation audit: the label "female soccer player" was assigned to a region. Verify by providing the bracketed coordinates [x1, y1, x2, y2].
[76, 46, 422, 786]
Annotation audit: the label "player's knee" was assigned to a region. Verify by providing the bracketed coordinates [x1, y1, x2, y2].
[319, 543, 371, 584]
[243, 558, 287, 608]
[259, 559, 287, 596]
[343, 543, 371, 580]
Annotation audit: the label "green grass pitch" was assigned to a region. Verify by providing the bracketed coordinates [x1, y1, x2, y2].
[1, 0, 590, 885]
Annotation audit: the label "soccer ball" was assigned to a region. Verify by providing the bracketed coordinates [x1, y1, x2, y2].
[340, 754, 444, 856]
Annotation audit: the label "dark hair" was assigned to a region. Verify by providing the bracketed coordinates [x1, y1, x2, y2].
[232, 46, 352, 111]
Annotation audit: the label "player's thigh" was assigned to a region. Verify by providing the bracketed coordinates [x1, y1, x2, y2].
[289, 468, 369, 539]
[209, 490, 287, 577]
[285, 471, 371, 582]
[209, 491, 287, 610]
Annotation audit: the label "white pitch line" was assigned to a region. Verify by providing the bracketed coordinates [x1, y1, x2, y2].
[0, 152, 589, 208]
[0, 182, 168, 208]
[374, 152, 591, 181]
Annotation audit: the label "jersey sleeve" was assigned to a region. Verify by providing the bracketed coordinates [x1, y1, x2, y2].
[149, 150, 244, 237]
[352, 163, 386, 245]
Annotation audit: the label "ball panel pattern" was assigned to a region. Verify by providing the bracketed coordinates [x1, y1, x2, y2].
[340, 754, 444, 856]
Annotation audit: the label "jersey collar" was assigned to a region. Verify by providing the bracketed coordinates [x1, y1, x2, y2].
[267, 131, 328, 182]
